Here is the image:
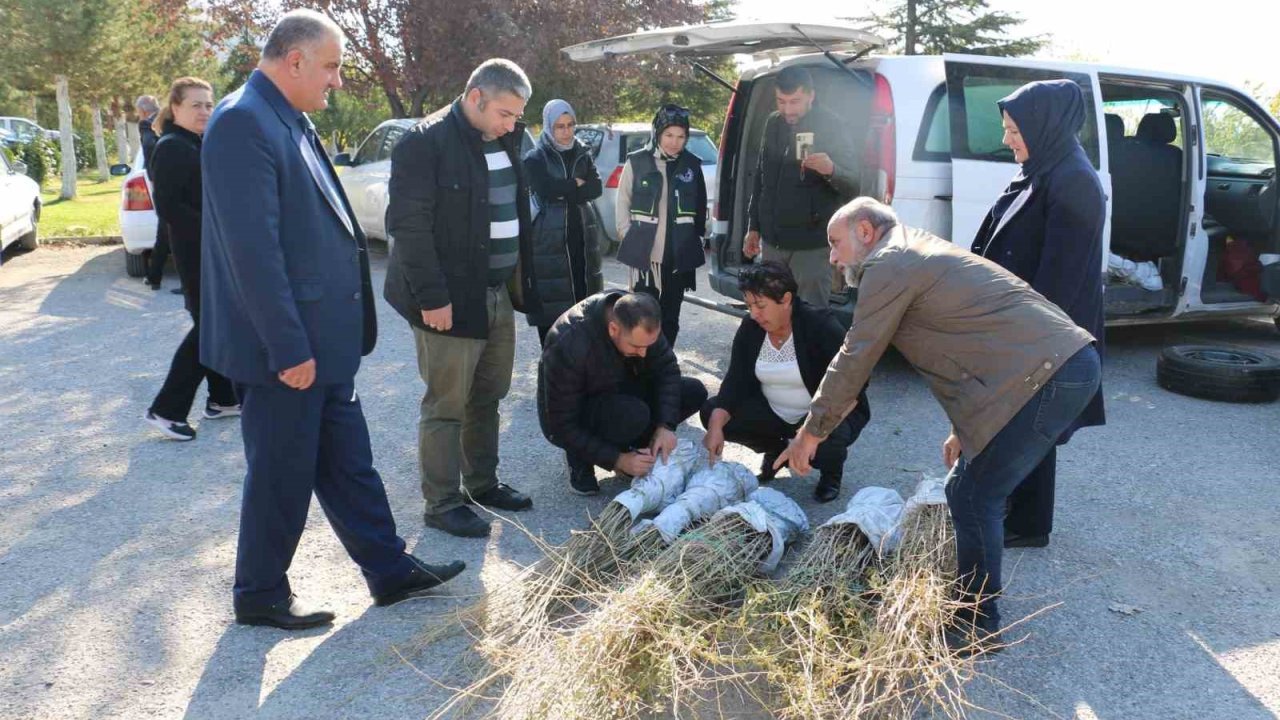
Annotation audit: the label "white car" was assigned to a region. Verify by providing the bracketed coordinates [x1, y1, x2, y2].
[112, 149, 159, 277]
[0, 150, 41, 254]
[564, 19, 1280, 326]
[573, 123, 719, 248]
[336, 117, 535, 248]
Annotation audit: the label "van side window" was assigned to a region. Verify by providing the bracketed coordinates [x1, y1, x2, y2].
[1201, 94, 1276, 166]
[913, 84, 951, 161]
[945, 63, 1100, 169]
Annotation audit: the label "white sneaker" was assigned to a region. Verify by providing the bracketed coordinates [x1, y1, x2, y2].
[145, 410, 196, 441]
[203, 402, 242, 420]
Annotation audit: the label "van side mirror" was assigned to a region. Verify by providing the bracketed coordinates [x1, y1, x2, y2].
[12, 160, 27, 176]
[333, 153, 353, 167]
[110, 163, 131, 176]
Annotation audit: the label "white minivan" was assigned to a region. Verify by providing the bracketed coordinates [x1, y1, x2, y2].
[563, 20, 1280, 327]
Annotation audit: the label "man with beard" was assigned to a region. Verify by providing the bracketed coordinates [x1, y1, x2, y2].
[742, 66, 860, 308]
[776, 197, 1101, 654]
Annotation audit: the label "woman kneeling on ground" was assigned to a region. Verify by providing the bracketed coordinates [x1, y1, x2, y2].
[700, 261, 870, 502]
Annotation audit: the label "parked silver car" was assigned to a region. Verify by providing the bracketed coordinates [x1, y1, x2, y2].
[0, 117, 60, 143]
[574, 123, 719, 247]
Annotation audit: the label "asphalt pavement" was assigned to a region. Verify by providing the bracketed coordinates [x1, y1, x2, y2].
[1, 243, 1278, 719]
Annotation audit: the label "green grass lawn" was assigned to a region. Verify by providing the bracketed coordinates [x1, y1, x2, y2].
[40, 175, 124, 237]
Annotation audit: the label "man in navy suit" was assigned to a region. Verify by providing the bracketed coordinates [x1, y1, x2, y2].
[200, 9, 465, 630]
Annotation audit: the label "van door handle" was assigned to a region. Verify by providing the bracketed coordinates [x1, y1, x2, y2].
[1216, 183, 1230, 190]
[935, 194, 953, 201]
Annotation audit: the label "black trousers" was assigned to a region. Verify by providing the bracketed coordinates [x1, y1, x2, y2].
[149, 308, 238, 421]
[700, 391, 867, 479]
[1004, 446, 1056, 536]
[633, 261, 691, 349]
[567, 376, 708, 471]
[145, 223, 171, 286]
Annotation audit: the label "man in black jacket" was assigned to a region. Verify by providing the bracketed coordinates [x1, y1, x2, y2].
[742, 66, 860, 308]
[385, 59, 535, 539]
[539, 291, 708, 496]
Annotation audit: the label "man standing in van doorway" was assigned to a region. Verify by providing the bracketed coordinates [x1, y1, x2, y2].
[743, 66, 860, 308]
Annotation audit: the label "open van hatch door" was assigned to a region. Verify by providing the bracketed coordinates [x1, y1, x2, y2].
[561, 20, 883, 63]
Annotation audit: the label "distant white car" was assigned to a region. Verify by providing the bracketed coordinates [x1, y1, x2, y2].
[336, 117, 535, 248]
[0, 116, 60, 143]
[112, 149, 159, 277]
[0, 149, 41, 254]
[574, 123, 719, 247]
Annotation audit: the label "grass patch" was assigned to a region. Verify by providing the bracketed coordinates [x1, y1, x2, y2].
[40, 175, 124, 237]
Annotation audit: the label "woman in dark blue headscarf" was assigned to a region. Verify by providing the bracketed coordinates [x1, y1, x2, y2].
[522, 99, 604, 345]
[968, 79, 1107, 549]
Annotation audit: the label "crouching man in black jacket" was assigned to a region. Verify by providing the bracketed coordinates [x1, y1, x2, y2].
[538, 291, 707, 495]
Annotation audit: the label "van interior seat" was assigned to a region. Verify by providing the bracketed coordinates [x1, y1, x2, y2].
[1109, 112, 1183, 262]
[1104, 113, 1125, 146]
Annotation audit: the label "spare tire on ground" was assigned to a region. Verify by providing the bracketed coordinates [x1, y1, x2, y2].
[1156, 345, 1280, 403]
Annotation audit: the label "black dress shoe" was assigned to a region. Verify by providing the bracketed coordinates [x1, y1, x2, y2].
[424, 506, 491, 538]
[568, 465, 600, 496]
[170, 286, 185, 295]
[235, 595, 334, 630]
[373, 556, 467, 607]
[465, 482, 533, 511]
[813, 474, 841, 503]
[1004, 532, 1050, 549]
[758, 452, 782, 484]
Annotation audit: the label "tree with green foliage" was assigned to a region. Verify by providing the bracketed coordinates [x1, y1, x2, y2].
[0, 0, 121, 197]
[861, 0, 1048, 57]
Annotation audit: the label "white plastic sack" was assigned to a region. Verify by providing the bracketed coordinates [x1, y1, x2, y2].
[634, 460, 758, 544]
[903, 474, 948, 516]
[820, 486, 906, 555]
[714, 487, 809, 574]
[1108, 252, 1163, 291]
[611, 440, 701, 522]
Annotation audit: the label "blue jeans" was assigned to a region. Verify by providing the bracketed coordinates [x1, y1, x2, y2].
[945, 345, 1101, 626]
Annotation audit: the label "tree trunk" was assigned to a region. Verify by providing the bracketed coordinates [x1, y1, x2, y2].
[28, 95, 38, 122]
[114, 106, 129, 164]
[56, 75, 77, 200]
[92, 102, 109, 181]
[905, 0, 918, 56]
[127, 122, 140, 160]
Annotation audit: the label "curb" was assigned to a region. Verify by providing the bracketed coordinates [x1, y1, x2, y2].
[40, 236, 122, 246]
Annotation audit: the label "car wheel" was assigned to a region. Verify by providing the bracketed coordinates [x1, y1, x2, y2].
[1156, 344, 1280, 403]
[18, 208, 37, 250]
[125, 250, 148, 277]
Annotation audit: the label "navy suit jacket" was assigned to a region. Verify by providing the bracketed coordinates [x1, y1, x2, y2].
[200, 70, 377, 386]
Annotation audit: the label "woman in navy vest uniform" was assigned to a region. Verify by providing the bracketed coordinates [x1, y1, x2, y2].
[522, 99, 604, 345]
[968, 79, 1107, 549]
[614, 104, 707, 348]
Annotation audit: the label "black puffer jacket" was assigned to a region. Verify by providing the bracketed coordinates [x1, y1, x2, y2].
[522, 138, 603, 327]
[538, 291, 682, 469]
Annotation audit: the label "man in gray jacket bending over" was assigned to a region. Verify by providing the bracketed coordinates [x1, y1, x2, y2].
[776, 197, 1101, 655]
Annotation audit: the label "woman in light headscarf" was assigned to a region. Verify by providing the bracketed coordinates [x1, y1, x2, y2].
[962, 79, 1107, 551]
[521, 99, 603, 345]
